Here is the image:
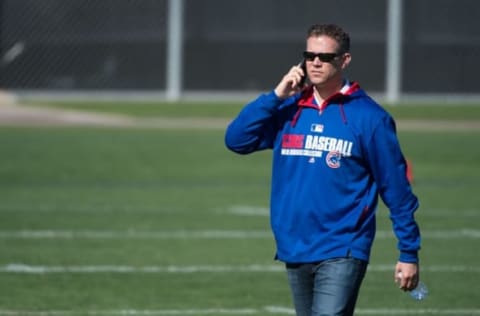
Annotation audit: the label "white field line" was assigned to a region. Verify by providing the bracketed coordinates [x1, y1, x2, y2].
[0, 204, 173, 213]
[355, 309, 480, 315]
[227, 206, 269, 216]
[0, 308, 261, 315]
[0, 230, 271, 239]
[1, 263, 479, 274]
[0, 229, 479, 239]
[1, 203, 480, 217]
[226, 206, 480, 218]
[0, 307, 480, 316]
[1, 204, 480, 218]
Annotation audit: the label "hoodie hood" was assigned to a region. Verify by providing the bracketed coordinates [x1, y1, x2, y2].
[291, 81, 363, 126]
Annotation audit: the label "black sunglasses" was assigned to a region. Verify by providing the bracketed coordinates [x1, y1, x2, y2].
[302, 51, 342, 63]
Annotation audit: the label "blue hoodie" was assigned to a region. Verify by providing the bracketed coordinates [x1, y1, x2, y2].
[225, 83, 421, 264]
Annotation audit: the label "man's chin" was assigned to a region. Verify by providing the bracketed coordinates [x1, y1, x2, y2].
[310, 80, 327, 87]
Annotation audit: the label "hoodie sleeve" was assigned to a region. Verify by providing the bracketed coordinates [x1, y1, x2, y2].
[365, 115, 421, 263]
[225, 91, 283, 154]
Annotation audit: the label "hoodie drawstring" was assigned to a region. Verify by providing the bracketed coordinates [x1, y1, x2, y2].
[339, 102, 347, 124]
[291, 107, 302, 127]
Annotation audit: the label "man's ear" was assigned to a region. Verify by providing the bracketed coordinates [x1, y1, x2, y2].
[341, 53, 352, 70]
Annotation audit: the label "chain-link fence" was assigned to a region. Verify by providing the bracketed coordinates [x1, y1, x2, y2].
[1, 0, 479, 97]
[0, 0, 168, 90]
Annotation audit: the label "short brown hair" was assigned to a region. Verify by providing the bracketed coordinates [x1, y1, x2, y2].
[307, 24, 350, 54]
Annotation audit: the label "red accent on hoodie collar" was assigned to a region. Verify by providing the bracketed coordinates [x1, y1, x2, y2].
[297, 81, 361, 110]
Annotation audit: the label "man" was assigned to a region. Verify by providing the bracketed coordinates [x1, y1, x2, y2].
[224, 24, 421, 316]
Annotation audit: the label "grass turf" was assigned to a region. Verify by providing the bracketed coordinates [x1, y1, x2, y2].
[0, 102, 479, 314]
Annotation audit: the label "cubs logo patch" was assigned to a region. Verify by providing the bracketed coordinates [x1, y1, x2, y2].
[326, 151, 342, 168]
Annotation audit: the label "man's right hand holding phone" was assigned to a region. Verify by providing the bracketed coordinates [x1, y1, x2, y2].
[274, 62, 307, 100]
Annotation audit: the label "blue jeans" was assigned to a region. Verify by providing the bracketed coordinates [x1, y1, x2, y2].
[286, 257, 368, 316]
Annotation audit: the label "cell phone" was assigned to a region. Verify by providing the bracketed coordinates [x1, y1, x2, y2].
[298, 59, 307, 87]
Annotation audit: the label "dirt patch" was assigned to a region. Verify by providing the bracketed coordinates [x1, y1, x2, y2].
[1, 102, 479, 131]
[0, 103, 229, 129]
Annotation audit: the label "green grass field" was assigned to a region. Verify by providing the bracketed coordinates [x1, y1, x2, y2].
[1, 101, 479, 315]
